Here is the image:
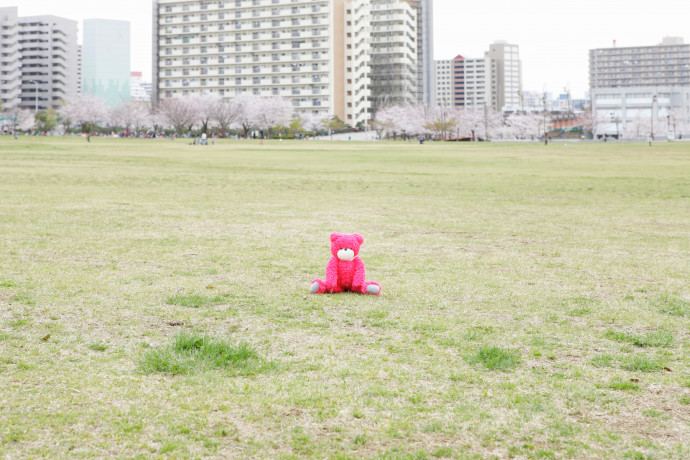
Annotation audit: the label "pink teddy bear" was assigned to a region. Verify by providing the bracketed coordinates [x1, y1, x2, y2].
[310, 232, 381, 295]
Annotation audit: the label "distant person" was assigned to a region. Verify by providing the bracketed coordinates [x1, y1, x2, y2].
[648, 134, 652, 146]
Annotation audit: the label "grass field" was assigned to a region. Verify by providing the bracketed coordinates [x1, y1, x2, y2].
[1, 137, 688, 459]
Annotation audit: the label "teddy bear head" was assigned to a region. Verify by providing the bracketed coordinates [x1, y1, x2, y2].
[330, 232, 364, 261]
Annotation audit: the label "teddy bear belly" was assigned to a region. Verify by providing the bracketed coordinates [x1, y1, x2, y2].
[336, 265, 357, 289]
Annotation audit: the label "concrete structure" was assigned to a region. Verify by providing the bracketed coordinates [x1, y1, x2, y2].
[82, 19, 131, 107]
[369, 0, 417, 111]
[463, 56, 493, 108]
[590, 37, 690, 138]
[131, 71, 152, 103]
[434, 58, 452, 107]
[401, 0, 433, 106]
[153, 0, 372, 127]
[486, 41, 521, 112]
[0, 7, 21, 112]
[0, 8, 79, 112]
[434, 42, 519, 112]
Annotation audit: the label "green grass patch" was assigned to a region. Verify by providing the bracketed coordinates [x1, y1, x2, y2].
[139, 332, 271, 376]
[165, 293, 231, 308]
[608, 379, 641, 391]
[604, 329, 673, 347]
[87, 343, 108, 352]
[467, 346, 521, 371]
[653, 294, 690, 317]
[620, 355, 664, 372]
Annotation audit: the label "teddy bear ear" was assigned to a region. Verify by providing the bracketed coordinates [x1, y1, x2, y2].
[330, 232, 342, 242]
[354, 233, 364, 245]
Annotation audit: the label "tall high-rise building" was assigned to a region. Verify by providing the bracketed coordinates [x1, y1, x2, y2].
[0, 7, 21, 112]
[434, 41, 520, 112]
[402, 0, 433, 106]
[82, 19, 131, 107]
[486, 41, 521, 112]
[589, 37, 690, 137]
[369, 0, 418, 110]
[434, 58, 453, 107]
[152, 0, 372, 127]
[0, 8, 79, 112]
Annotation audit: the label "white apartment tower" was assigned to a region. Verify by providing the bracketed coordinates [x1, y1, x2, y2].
[0, 7, 21, 112]
[153, 0, 371, 127]
[18, 14, 79, 111]
[369, 0, 418, 110]
[486, 41, 521, 112]
[434, 58, 452, 107]
[463, 57, 492, 108]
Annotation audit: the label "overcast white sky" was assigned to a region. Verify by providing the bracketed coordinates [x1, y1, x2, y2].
[5, 0, 689, 98]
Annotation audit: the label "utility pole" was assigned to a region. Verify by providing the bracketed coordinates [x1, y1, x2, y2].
[651, 94, 657, 139]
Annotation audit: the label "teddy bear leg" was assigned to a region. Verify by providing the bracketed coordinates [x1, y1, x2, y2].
[310, 279, 326, 294]
[363, 282, 381, 295]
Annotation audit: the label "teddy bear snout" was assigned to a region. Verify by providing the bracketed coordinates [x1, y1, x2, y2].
[337, 248, 355, 261]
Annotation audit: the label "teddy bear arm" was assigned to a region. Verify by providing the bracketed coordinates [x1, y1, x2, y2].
[324, 257, 339, 289]
[351, 258, 366, 289]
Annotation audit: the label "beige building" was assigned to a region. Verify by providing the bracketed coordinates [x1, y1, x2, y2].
[0, 7, 79, 112]
[153, 0, 371, 127]
[486, 41, 521, 112]
[434, 41, 521, 113]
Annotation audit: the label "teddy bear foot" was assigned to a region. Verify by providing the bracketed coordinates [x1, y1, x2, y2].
[366, 284, 380, 295]
[310, 282, 320, 293]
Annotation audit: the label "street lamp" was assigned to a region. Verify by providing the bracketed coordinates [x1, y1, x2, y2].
[650, 94, 657, 139]
[27, 80, 39, 113]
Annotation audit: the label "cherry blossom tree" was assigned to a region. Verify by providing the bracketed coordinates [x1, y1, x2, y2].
[112, 102, 152, 135]
[2, 106, 33, 133]
[371, 105, 399, 139]
[190, 93, 223, 134]
[504, 112, 544, 140]
[254, 96, 293, 138]
[232, 92, 263, 138]
[423, 104, 457, 139]
[212, 97, 239, 137]
[59, 95, 108, 133]
[301, 112, 325, 136]
[158, 97, 199, 134]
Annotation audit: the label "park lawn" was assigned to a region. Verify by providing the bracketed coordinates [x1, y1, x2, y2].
[0, 136, 688, 459]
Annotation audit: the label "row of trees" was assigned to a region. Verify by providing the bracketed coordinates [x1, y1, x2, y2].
[372, 104, 581, 141]
[4, 92, 686, 140]
[2, 93, 338, 138]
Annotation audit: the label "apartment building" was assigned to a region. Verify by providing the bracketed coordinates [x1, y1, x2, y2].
[0, 7, 21, 112]
[368, 0, 417, 111]
[434, 58, 452, 107]
[486, 41, 521, 112]
[396, 0, 433, 105]
[1, 7, 79, 113]
[463, 56, 492, 108]
[153, 0, 371, 127]
[18, 12, 79, 111]
[590, 37, 690, 137]
[434, 41, 518, 112]
[82, 19, 131, 107]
